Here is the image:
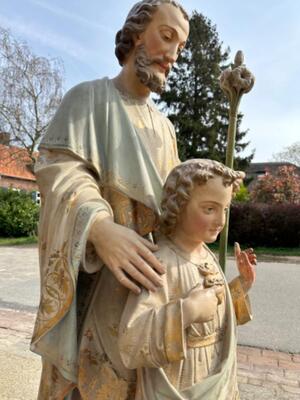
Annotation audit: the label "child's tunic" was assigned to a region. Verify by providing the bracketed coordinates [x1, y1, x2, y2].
[119, 237, 242, 399]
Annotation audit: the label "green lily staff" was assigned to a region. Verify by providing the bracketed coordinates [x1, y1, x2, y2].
[219, 51, 255, 271]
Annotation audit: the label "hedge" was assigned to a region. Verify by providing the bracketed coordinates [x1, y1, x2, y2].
[229, 202, 300, 247]
[1, 187, 299, 247]
[0, 188, 39, 237]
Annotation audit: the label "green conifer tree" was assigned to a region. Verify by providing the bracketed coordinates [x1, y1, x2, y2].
[157, 12, 254, 169]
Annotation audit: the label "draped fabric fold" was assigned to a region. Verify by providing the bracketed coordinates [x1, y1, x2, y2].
[39, 77, 164, 213]
[30, 151, 113, 384]
[30, 78, 179, 398]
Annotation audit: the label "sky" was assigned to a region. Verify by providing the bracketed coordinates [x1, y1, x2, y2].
[1, 0, 299, 162]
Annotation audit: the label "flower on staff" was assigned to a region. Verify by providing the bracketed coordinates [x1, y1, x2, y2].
[220, 51, 255, 100]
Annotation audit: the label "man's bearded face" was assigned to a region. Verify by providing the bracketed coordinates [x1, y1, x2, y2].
[134, 44, 169, 94]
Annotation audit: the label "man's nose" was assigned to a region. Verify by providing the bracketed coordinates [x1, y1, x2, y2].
[165, 44, 179, 64]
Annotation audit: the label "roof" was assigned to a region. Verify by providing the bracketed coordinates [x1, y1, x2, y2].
[0, 145, 36, 181]
[247, 162, 300, 175]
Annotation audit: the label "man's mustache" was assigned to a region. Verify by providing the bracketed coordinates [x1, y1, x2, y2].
[140, 54, 171, 77]
[135, 45, 171, 77]
[150, 57, 171, 76]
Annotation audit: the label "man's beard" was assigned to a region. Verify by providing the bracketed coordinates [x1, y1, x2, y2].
[134, 45, 168, 94]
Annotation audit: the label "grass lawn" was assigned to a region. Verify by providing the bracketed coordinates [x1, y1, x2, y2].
[208, 243, 300, 257]
[0, 236, 38, 246]
[0, 237, 299, 257]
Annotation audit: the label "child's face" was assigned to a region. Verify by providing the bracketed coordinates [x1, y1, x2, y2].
[176, 176, 233, 245]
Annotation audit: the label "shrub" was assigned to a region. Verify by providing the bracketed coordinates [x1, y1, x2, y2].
[250, 165, 300, 204]
[229, 202, 300, 247]
[234, 183, 250, 202]
[0, 188, 39, 237]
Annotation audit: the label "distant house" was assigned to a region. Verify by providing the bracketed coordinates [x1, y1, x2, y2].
[246, 162, 300, 189]
[0, 143, 38, 192]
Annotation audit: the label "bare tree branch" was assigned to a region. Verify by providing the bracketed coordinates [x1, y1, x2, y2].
[0, 27, 64, 166]
[272, 141, 300, 167]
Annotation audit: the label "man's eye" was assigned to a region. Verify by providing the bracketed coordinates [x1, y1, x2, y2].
[162, 32, 172, 41]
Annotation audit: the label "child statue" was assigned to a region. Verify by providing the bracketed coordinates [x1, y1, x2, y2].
[118, 159, 256, 400]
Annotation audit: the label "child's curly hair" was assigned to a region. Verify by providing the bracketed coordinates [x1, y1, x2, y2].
[160, 159, 245, 236]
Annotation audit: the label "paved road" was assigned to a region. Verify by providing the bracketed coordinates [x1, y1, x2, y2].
[226, 256, 300, 353]
[0, 245, 300, 400]
[0, 245, 299, 353]
[0, 245, 39, 313]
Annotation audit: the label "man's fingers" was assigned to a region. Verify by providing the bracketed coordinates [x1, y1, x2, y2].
[113, 268, 141, 295]
[122, 262, 158, 292]
[138, 245, 166, 275]
[131, 255, 164, 287]
[140, 236, 159, 251]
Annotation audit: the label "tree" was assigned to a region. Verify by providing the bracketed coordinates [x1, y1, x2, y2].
[0, 188, 39, 237]
[272, 141, 300, 167]
[250, 165, 300, 204]
[157, 12, 254, 169]
[0, 27, 64, 164]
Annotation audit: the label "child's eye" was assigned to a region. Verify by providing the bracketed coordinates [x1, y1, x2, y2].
[204, 207, 214, 214]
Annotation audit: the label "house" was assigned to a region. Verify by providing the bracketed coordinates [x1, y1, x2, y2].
[246, 162, 300, 189]
[0, 143, 38, 192]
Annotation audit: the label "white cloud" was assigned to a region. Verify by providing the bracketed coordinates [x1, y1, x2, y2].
[0, 13, 96, 61]
[29, 0, 114, 34]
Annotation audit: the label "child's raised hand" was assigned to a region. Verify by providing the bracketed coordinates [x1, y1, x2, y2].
[234, 242, 257, 292]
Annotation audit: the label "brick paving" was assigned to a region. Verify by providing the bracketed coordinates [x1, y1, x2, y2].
[237, 345, 300, 399]
[0, 309, 40, 400]
[0, 308, 299, 399]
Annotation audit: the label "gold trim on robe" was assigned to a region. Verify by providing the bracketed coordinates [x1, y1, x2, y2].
[229, 276, 253, 325]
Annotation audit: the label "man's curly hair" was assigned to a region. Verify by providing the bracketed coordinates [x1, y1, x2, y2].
[115, 0, 189, 66]
[160, 159, 245, 236]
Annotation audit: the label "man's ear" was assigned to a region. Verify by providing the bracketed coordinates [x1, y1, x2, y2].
[133, 32, 143, 46]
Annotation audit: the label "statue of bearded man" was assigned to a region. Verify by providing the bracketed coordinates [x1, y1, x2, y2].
[30, 1, 190, 399]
